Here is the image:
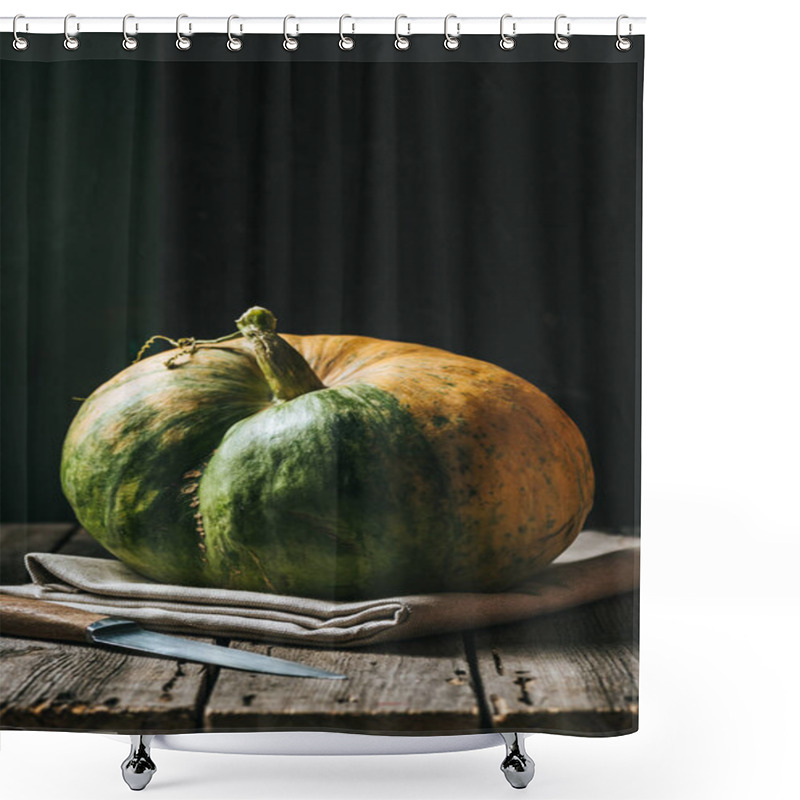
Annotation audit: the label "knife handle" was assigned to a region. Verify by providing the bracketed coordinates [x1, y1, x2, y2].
[0, 593, 109, 643]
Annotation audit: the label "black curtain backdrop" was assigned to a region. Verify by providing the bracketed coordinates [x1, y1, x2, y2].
[1, 35, 643, 532]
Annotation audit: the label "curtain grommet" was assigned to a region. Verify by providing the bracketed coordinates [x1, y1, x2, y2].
[176, 14, 192, 50]
[227, 15, 243, 51]
[339, 14, 355, 51]
[500, 14, 516, 50]
[12, 15, 29, 51]
[122, 14, 138, 51]
[283, 15, 299, 51]
[554, 14, 570, 51]
[615, 15, 632, 51]
[444, 14, 460, 50]
[63, 13, 80, 51]
[394, 15, 410, 50]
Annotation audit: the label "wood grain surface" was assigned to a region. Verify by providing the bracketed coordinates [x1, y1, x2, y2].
[0, 524, 638, 734]
[472, 593, 639, 734]
[0, 634, 215, 732]
[204, 636, 480, 733]
[0, 524, 76, 584]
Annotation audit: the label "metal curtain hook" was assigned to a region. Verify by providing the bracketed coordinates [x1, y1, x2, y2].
[339, 14, 355, 50]
[394, 14, 410, 50]
[444, 14, 460, 51]
[12, 14, 29, 51]
[64, 13, 79, 51]
[500, 14, 516, 50]
[227, 15, 242, 51]
[176, 13, 192, 50]
[554, 14, 570, 51]
[122, 14, 138, 51]
[616, 14, 632, 51]
[283, 15, 299, 51]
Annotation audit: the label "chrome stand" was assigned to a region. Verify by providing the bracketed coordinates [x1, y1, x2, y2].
[121, 735, 157, 791]
[117, 732, 531, 790]
[500, 733, 535, 789]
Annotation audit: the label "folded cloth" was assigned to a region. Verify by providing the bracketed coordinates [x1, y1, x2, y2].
[0, 531, 639, 647]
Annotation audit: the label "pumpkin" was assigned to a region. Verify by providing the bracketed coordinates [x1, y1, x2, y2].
[61, 307, 594, 600]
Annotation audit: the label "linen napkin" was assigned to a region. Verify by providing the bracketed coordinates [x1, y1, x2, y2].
[0, 531, 639, 647]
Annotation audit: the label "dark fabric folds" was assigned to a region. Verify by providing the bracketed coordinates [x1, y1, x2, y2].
[1, 35, 643, 532]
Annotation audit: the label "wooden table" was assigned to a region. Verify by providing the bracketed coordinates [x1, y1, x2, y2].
[0, 524, 638, 736]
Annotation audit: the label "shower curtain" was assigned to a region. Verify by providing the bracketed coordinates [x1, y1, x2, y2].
[0, 25, 643, 737]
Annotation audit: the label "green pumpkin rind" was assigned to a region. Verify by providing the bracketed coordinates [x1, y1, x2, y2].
[199, 383, 457, 599]
[61, 307, 595, 600]
[60, 346, 272, 585]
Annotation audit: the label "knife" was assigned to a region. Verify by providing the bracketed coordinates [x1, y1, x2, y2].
[0, 593, 346, 680]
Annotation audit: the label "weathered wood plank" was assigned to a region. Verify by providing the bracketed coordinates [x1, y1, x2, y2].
[473, 593, 639, 735]
[1, 523, 214, 733]
[0, 634, 215, 733]
[55, 527, 114, 559]
[0, 524, 76, 585]
[204, 635, 482, 733]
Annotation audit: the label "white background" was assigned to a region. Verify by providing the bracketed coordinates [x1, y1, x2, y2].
[2, 1, 799, 798]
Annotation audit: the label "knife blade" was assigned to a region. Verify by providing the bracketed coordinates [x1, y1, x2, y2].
[0, 593, 346, 680]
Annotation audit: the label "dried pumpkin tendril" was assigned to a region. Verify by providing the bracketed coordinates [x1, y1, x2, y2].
[133, 334, 182, 364]
[132, 331, 242, 368]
